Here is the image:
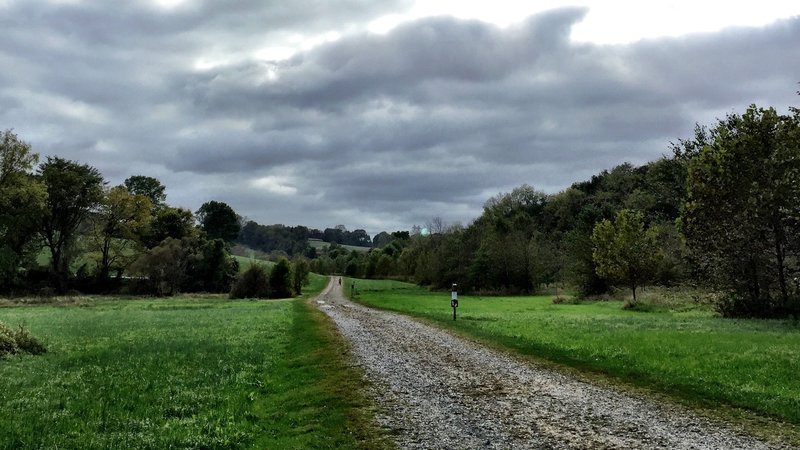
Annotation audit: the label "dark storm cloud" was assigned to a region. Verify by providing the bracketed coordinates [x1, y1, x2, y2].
[1, 2, 798, 234]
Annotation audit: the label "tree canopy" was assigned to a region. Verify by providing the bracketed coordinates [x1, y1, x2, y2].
[196, 200, 240, 242]
[681, 105, 800, 317]
[592, 209, 660, 307]
[38, 156, 104, 293]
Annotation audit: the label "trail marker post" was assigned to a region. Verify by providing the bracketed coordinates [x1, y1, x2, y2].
[451, 283, 458, 320]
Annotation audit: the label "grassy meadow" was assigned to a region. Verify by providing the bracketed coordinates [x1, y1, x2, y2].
[308, 240, 371, 253]
[0, 277, 388, 450]
[346, 278, 800, 430]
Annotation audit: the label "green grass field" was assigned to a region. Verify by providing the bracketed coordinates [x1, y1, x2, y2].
[0, 277, 388, 449]
[346, 278, 800, 429]
[232, 255, 275, 273]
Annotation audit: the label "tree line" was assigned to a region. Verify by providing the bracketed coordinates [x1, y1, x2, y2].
[0, 134, 310, 298]
[2, 102, 797, 316]
[318, 104, 800, 318]
[236, 221, 377, 258]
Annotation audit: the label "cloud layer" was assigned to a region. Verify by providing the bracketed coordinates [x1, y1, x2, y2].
[1, 1, 798, 234]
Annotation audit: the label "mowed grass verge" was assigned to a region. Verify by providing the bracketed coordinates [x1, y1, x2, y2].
[0, 279, 389, 449]
[346, 278, 800, 430]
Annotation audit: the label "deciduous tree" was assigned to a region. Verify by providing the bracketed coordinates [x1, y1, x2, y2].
[196, 200, 240, 242]
[681, 106, 800, 317]
[592, 209, 660, 307]
[124, 175, 166, 211]
[38, 157, 104, 293]
[0, 130, 46, 290]
[89, 186, 152, 283]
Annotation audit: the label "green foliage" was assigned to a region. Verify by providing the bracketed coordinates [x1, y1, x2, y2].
[564, 229, 608, 296]
[372, 231, 392, 248]
[123, 174, 166, 210]
[230, 263, 270, 299]
[237, 221, 311, 256]
[269, 257, 293, 298]
[291, 257, 310, 295]
[0, 321, 45, 357]
[38, 156, 105, 293]
[131, 237, 239, 296]
[0, 322, 19, 357]
[0, 130, 46, 291]
[196, 200, 240, 242]
[186, 238, 239, 293]
[11, 323, 46, 355]
[147, 206, 197, 247]
[681, 105, 800, 317]
[130, 237, 191, 296]
[350, 278, 800, 428]
[88, 185, 152, 284]
[592, 209, 661, 306]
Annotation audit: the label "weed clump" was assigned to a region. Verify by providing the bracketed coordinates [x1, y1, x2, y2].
[0, 323, 19, 356]
[0, 321, 46, 357]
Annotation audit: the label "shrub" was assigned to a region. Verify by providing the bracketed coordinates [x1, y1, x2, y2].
[0, 322, 46, 357]
[0, 322, 19, 357]
[13, 324, 46, 355]
[230, 264, 270, 299]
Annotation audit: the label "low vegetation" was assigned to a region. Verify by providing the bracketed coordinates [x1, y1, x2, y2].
[0, 321, 46, 357]
[0, 283, 387, 449]
[347, 278, 800, 428]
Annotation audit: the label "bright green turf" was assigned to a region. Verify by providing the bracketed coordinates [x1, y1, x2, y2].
[0, 279, 388, 449]
[346, 278, 800, 426]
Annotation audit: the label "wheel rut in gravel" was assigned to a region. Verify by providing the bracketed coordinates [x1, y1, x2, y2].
[314, 278, 786, 449]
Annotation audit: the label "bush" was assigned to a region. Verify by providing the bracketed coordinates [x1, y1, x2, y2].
[0, 322, 19, 357]
[13, 324, 46, 355]
[230, 264, 270, 299]
[0, 322, 45, 357]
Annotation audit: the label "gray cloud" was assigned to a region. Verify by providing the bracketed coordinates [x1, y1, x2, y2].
[1, 2, 798, 235]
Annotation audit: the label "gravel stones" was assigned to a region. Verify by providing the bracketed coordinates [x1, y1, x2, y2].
[314, 280, 788, 449]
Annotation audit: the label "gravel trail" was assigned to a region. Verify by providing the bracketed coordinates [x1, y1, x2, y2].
[314, 278, 788, 449]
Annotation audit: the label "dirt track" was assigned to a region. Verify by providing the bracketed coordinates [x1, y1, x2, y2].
[314, 278, 787, 449]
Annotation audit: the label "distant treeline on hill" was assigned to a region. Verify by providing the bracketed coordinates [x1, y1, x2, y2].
[236, 222, 395, 258]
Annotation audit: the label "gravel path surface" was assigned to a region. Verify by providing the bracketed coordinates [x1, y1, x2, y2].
[314, 279, 788, 449]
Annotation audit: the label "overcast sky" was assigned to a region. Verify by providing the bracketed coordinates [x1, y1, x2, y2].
[2, 1, 799, 236]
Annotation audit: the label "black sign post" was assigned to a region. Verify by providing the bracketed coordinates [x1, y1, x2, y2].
[451, 283, 458, 320]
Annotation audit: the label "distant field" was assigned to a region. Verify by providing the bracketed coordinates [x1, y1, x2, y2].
[309, 240, 371, 253]
[0, 278, 386, 449]
[233, 254, 275, 272]
[346, 278, 800, 428]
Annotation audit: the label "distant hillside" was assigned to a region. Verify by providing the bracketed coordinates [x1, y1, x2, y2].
[308, 239, 371, 253]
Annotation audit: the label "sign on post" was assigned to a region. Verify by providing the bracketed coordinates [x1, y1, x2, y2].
[451, 283, 458, 320]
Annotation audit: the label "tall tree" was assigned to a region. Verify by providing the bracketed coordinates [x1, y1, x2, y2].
[124, 175, 166, 211]
[89, 186, 152, 283]
[592, 209, 660, 307]
[148, 206, 196, 247]
[0, 130, 46, 290]
[38, 157, 104, 293]
[681, 105, 800, 317]
[196, 200, 240, 242]
[372, 231, 392, 248]
[270, 257, 293, 298]
[291, 257, 311, 294]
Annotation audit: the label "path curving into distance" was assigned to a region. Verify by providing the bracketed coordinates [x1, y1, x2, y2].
[313, 278, 786, 449]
